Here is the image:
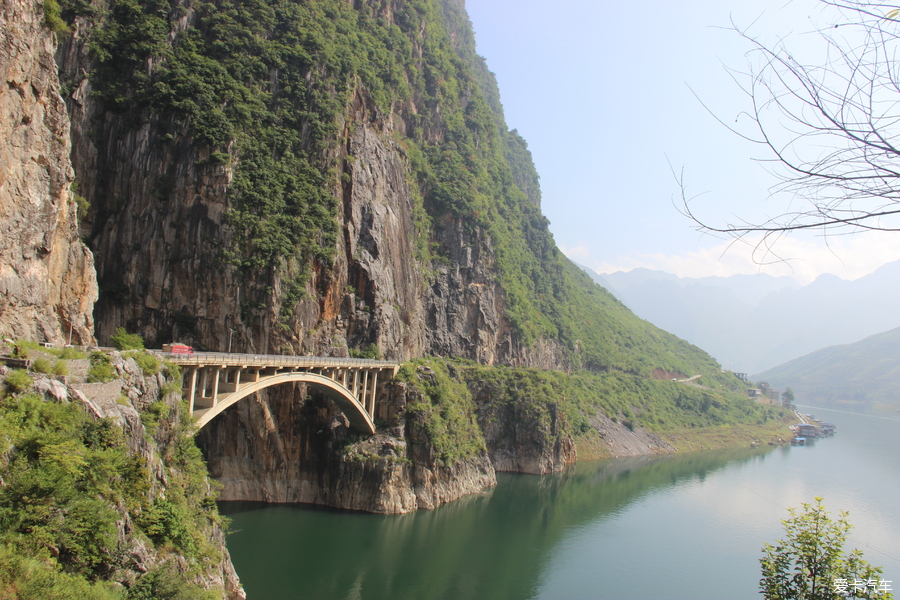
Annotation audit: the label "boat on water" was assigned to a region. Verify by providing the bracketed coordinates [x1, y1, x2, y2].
[788, 418, 837, 445]
[797, 423, 821, 438]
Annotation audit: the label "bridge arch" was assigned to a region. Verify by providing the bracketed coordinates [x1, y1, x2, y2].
[162, 351, 398, 436]
[193, 372, 376, 434]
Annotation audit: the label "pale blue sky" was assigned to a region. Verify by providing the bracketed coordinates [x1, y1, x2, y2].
[465, 0, 900, 283]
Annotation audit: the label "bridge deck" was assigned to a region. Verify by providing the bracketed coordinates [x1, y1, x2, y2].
[156, 350, 399, 370]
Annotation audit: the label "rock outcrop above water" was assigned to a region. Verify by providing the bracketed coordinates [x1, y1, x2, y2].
[198, 381, 500, 514]
[0, 0, 97, 344]
[197, 360, 578, 514]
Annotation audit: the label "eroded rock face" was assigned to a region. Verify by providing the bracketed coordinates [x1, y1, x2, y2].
[54, 16, 241, 350]
[198, 382, 498, 514]
[289, 123, 532, 366]
[0, 0, 97, 344]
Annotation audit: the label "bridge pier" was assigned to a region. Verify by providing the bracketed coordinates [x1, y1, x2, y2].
[187, 368, 198, 413]
[369, 371, 378, 416]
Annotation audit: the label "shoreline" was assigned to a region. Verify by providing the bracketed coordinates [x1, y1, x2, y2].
[575, 417, 794, 461]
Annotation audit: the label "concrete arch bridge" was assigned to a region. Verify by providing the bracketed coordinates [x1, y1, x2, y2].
[158, 351, 400, 435]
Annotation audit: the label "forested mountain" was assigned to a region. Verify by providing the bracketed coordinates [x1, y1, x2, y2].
[49, 0, 720, 379]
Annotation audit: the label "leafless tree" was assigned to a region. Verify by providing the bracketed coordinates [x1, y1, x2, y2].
[681, 1, 900, 245]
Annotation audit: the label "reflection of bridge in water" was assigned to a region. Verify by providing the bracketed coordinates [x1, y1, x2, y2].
[157, 352, 400, 435]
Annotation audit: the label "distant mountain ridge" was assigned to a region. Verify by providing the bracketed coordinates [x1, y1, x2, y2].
[754, 327, 900, 409]
[582, 261, 900, 374]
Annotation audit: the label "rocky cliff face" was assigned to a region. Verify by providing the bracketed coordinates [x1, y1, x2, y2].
[303, 122, 540, 366]
[48, 0, 576, 514]
[55, 15, 241, 350]
[53, 0, 567, 370]
[198, 379, 499, 514]
[0, 0, 97, 344]
[474, 384, 577, 474]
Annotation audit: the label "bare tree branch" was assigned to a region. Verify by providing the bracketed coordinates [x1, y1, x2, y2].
[682, 1, 900, 244]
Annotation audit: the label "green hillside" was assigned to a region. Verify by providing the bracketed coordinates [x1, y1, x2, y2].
[755, 327, 900, 410]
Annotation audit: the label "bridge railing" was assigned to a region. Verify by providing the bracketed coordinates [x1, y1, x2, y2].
[153, 350, 399, 369]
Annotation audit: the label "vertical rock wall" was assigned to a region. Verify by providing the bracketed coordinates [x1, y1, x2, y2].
[55, 18, 242, 350]
[0, 0, 97, 344]
[198, 381, 498, 514]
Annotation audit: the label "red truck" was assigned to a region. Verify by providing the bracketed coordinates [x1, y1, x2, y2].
[162, 343, 193, 355]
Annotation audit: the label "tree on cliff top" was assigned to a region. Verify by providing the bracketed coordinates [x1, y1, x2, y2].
[760, 498, 891, 599]
[682, 1, 900, 245]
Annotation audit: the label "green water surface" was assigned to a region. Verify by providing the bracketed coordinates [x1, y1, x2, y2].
[221, 406, 900, 600]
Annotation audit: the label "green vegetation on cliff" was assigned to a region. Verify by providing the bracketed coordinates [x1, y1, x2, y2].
[397, 360, 487, 466]
[461, 364, 784, 434]
[0, 352, 228, 598]
[397, 358, 788, 467]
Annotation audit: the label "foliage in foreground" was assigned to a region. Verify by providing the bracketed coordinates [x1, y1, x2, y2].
[0, 356, 226, 598]
[760, 498, 891, 600]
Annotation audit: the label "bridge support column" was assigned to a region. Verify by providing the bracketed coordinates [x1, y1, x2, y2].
[200, 368, 209, 402]
[362, 370, 369, 413]
[211, 367, 221, 407]
[220, 367, 243, 393]
[368, 371, 378, 418]
[187, 368, 198, 413]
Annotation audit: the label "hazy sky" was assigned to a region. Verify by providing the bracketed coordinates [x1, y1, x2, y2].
[465, 0, 900, 284]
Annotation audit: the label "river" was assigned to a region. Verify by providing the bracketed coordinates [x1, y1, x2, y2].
[220, 405, 900, 599]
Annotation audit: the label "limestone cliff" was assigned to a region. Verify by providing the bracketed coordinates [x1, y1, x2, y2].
[199, 379, 497, 514]
[0, 0, 97, 344]
[53, 0, 566, 369]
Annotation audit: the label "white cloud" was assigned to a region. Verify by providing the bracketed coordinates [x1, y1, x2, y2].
[558, 242, 591, 261]
[567, 230, 900, 285]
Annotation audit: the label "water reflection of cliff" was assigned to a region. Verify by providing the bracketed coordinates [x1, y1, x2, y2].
[221, 447, 772, 600]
